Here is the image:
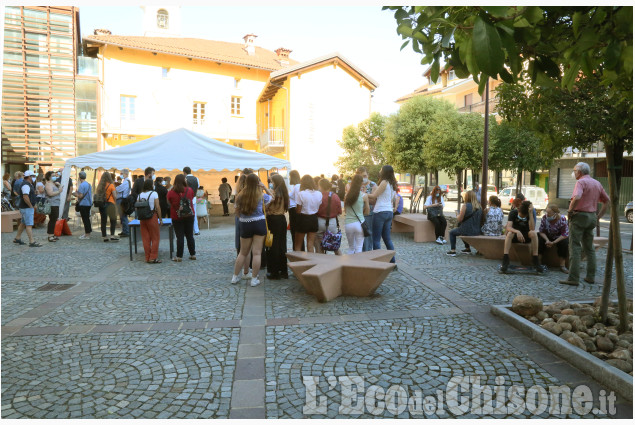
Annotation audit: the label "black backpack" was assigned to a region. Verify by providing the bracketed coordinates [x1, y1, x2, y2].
[135, 191, 155, 220]
[177, 190, 193, 218]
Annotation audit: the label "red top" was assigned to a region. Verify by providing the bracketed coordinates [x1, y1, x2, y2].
[166, 187, 195, 220]
[316, 190, 342, 218]
[571, 175, 609, 212]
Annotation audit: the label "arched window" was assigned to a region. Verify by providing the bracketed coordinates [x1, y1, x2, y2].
[157, 9, 169, 29]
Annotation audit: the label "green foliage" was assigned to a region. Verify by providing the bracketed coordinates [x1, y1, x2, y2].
[424, 111, 484, 175]
[336, 112, 387, 181]
[489, 120, 545, 174]
[384, 6, 633, 105]
[383, 96, 455, 174]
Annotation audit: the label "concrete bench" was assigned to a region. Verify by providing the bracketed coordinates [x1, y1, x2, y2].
[459, 235, 607, 267]
[391, 213, 449, 243]
[285, 250, 395, 302]
[1, 210, 21, 233]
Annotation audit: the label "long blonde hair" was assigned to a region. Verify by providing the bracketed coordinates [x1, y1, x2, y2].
[236, 173, 263, 216]
[463, 190, 481, 210]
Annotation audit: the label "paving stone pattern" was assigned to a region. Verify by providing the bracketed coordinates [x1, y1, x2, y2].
[1, 221, 632, 418]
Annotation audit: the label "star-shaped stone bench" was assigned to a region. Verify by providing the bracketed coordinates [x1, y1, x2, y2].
[285, 250, 396, 302]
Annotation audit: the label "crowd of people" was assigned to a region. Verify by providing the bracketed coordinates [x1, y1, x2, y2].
[5, 160, 609, 288]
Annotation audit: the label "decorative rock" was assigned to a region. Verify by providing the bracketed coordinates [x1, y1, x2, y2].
[607, 314, 620, 327]
[545, 307, 562, 316]
[591, 351, 607, 360]
[606, 359, 633, 374]
[583, 340, 597, 352]
[574, 307, 595, 317]
[608, 350, 631, 361]
[561, 309, 575, 315]
[536, 311, 549, 321]
[616, 340, 630, 349]
[550, 300, 570, 310]
[607, 332, 619, 344]
[576, 331, 590, 340]
[541, 321, 563, 336]
[596, 336, 614, 352]
[594, 323, 606, 330]
[597, 329, 606, 336]
[618, 334, 633, 344]
[512, 295, 543, 317]
[580, 315, 595, 328]
[571, 303, 583, 309]
[528, 315, 540, 324]
[586, 328, 597, 337]
[563, 333, 587, 351]
[560, 323, 573, 332]
[541, 318, 554, 325]
[552, 313, 563, 321]
[557, 315, 580, 324]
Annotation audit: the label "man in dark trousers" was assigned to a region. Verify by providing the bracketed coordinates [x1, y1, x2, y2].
[183, 166, 200, 235]
[13, 170, 40, 247]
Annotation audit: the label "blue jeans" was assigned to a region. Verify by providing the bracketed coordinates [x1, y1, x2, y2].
[372, 210, 395, 263]
[116, 199, 129, 235]
[449, 228, 470, 251]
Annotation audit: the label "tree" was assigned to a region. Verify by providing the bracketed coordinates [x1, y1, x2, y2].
[384, 6, 632, 105]
[336, 112, 387, 181]
[489, 119, 547, 192]
[424, 111, 484, 210]
[384, 96, 455, 178]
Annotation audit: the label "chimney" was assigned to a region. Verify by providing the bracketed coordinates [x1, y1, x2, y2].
[93, 28, 112, 36]
[275, 48, 292, 66]
[243, 34, 257, 56]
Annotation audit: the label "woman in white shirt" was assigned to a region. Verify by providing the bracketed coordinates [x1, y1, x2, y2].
[423, 186, 448, 245]
[138, 179, 162, 263]
[368, 165, 398, 264]
[294, 174, 323, 252]
[287, 170, 303, 251]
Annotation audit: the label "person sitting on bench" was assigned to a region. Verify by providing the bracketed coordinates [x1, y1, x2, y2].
[538, 204, 569, 274]
[501, 200, 543, 273]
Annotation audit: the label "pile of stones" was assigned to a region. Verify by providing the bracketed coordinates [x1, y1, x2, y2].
[511, 295, 633, 375]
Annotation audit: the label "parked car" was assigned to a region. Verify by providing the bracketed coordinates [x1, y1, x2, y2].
[445, 184, 459, 201]
[397, 182, 413, 199]
[498, 185, 549, 213]
[625, 201, 633, 223]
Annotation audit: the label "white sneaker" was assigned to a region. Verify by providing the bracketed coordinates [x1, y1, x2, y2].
[435, 237, 443, 245]
[230, 275, 240, 285]
[442, 238, 447, 244]
[79, 234, 90, 240]
[242, 269, 252, 280]
[250, 277, 261, 287]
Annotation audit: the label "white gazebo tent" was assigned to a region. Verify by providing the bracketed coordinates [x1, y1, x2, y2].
[59, 128, 291, 210]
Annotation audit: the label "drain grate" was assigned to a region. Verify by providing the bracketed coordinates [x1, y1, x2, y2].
[36, 283, 75, 292]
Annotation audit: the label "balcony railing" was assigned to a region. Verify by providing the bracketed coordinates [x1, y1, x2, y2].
[457, 98, 499, 114]
[259, 127, 285, 152]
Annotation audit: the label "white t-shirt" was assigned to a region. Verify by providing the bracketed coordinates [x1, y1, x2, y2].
[21, 185, 31, 195]
[424, 195, 445, 207]
[138, 191, 159, 211]
[288, 183, 300, 208]
[296, 189, 323, 215]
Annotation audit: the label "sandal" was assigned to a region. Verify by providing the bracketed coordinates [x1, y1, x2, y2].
[172, 257, 182, 262]
[29, 241, 42, 247]
[148, 259, 163, 264]
[189, 255, 196, 260]
[13, 238, 26, 245]
[48, 236, 58, 242]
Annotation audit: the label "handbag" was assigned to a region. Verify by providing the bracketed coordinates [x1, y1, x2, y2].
[36, 197, 51, 215]
[426, 205, 442, 220]
[321, 192, 342, 251]
[351, 205, 370, 237]
[262, 198, 273, 247]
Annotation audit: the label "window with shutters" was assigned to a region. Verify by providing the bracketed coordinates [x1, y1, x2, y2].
[120, 95, 135, 121]
[557, 168, 577, 198]
[193, 102, 205, 124]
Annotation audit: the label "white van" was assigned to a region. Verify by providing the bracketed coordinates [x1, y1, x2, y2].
[498, 185, 549, 213]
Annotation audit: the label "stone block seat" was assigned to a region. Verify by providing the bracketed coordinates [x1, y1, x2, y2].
[391, 213, 448, 243]
[285, 250, 396, 302]
[1, 210, 21, 233]
[460, 234, 608, 267]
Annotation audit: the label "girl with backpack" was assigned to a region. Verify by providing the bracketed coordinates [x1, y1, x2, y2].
[95, 172, 119, 242]
[137, 179, 162, 263]
[166, 174, 196, 262]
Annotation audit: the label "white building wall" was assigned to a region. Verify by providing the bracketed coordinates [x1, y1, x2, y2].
[289, 66, 371, 175]
[100, 57, 263, 143]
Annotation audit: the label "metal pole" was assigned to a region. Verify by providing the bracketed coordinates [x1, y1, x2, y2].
[481, 79, 490, 211]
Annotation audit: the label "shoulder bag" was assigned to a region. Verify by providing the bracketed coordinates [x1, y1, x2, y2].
[351, 204, 370, 237]
[321, 192, 342, 251]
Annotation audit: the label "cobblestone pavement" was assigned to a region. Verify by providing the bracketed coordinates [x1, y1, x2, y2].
[2, 218, 632, 419]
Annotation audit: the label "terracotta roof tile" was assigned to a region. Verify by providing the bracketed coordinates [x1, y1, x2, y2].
[84, 35, 299, 71]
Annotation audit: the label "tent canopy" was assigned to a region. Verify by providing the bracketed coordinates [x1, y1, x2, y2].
[63, 128, 291, 172]
[59, 128, 290, 213]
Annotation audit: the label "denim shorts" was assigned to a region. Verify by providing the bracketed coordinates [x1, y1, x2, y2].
[239, 219, 267, 238]
[20, 207, 34, 226]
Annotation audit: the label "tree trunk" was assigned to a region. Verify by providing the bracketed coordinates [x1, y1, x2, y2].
[605, 143, 627, 334]
[600, 228, 613, 323]
[515, 170, 522, 193]
[457, 169, 463, 213]
[434, 170, 439, 186]
[424, 172, 428, 205]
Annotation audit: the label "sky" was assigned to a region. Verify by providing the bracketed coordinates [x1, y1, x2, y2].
[77, 3, 428, 116]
